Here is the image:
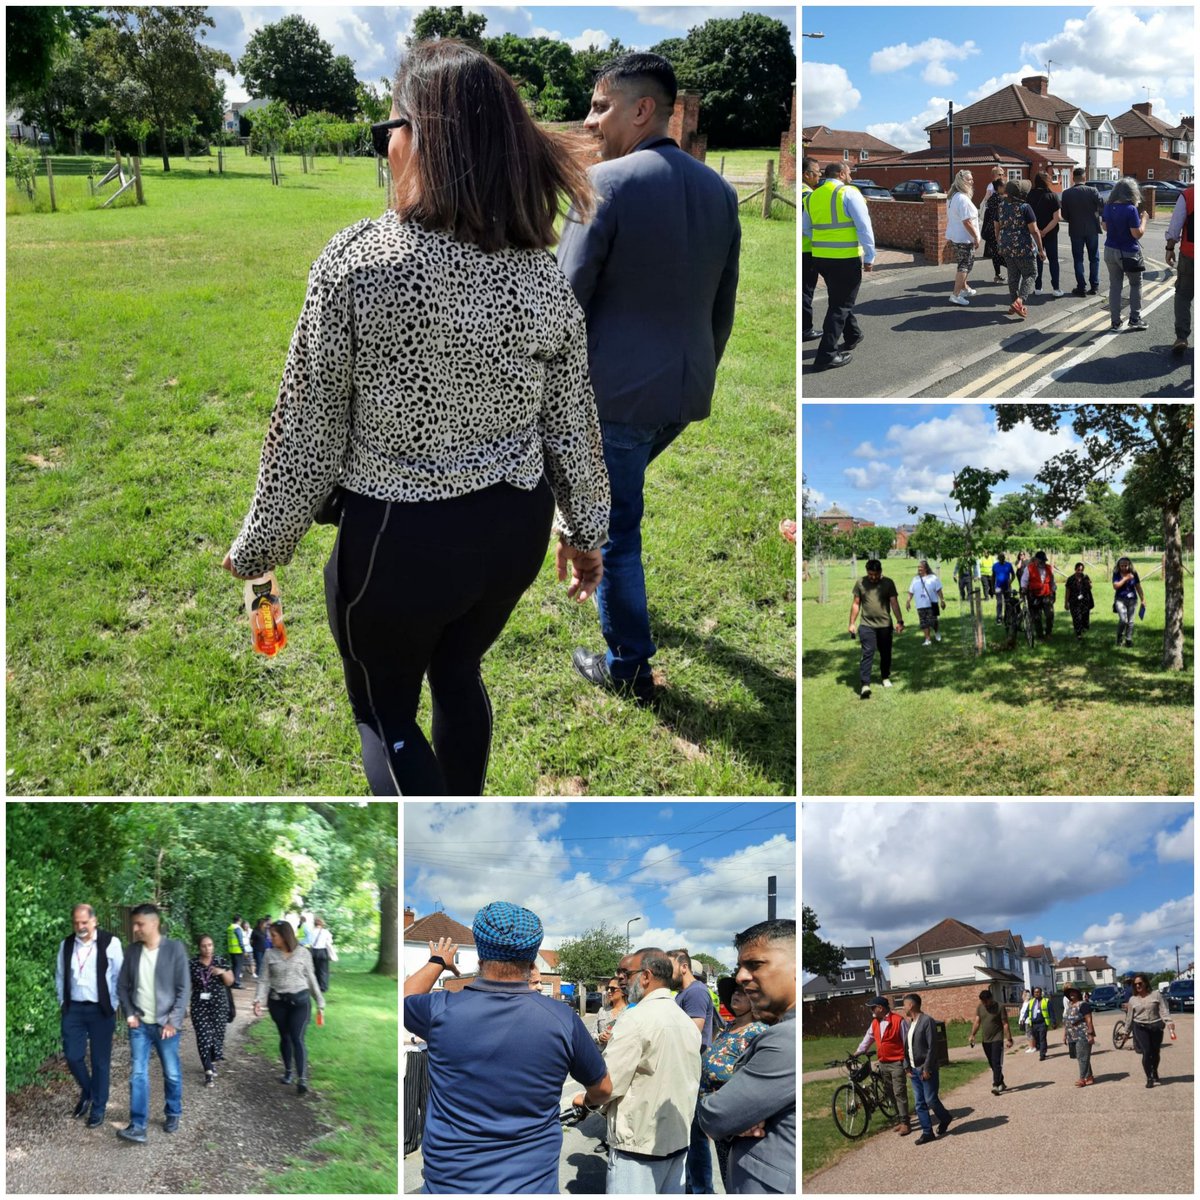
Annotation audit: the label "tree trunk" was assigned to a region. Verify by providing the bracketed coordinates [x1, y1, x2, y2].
[159, 123, 170, 173]
[1161, 501, 1184, 670]
[73, 128, 82, 156]
[373, 871, 398, 977]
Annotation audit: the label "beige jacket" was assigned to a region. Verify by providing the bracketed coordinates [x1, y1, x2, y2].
[602, 987, 701, 1156]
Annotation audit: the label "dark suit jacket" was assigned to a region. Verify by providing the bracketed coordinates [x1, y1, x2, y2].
[556, 135, 741, 426]
[117, 938, 191, 1028]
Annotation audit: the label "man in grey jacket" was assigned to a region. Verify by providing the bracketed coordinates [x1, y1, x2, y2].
[903, 992, 951, 1145]
[698, 919, 795, 1193]
[557, 52, 741, 706]
[115, 904, 190, 1143]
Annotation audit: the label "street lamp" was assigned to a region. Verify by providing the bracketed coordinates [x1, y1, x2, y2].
[626, 916, 643, 953]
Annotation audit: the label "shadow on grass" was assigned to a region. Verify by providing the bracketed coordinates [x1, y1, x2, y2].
[654, 619, 796, 791]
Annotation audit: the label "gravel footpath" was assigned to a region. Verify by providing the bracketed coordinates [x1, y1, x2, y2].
[6, 985, 332, 1194]
[805, 1011, 1194, 1194]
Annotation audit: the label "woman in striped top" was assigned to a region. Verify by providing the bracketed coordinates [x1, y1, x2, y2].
[253, 921, 325, 1094]
[1123, 973, 1170, 1087]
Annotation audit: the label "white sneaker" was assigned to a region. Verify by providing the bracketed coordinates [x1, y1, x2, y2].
[861, 685, 871, 698]
[948, 293, 970, 306]
[882, 678, 892, 687]
[1052, 289, 1064, 297]
[935, 632, 942, 642]
[1034, 285, 1043, 294]
[1025, 1047, 1036, 1053]
[922, 640, 931, 647]
[962, 286, 978, 297]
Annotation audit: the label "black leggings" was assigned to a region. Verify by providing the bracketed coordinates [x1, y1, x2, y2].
[268, 993, 311, 1080]
[325, 478, 555, 796]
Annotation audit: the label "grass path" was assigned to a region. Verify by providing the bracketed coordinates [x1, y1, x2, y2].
[7, 152, 795, 795]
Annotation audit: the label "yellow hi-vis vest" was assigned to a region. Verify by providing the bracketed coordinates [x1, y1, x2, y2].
[228, 923, 241, 955]
[802, 182, 813, 253]
[806, 180, 862, 259]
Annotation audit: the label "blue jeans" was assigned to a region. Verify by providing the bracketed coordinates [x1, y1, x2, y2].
[1070, 230, 1100, 290]
[129, 1021, 182, 1126]
[685, 1094, 714, 1192]
[909, 1066, 950, 1136]
[61, 1003, 115, 1117]
[597, 420, 686, 681]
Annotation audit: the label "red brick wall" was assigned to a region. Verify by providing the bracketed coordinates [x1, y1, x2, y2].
[1120, 135, 1187, 181]
[781, 84, 797, 184]
[866, 193, 953, 262]
[669, 91, 706, 162]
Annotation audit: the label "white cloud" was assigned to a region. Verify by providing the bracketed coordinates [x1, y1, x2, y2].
[866, 96, 953, 153]
[844, 461, 889, 489]
[566, 28, 614, 53]
[802, 62, 862, 125]
[853, 441, 885, 459]
[659, 808, 674, 820]
[804, 486, 827, 508]
[216, 70, 249, 105]
[630, 844, 690, 886]
[1156, 817, 1194, 863]
[923, 62, 957, 87]
[870, 37, 979, 74]
[1075, 895, 1195, 972]
[620, 6, 771, 31]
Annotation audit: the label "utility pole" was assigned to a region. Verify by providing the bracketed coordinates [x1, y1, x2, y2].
[948, 102, 954, 189]
[1176, 944, 1181, 977]
[767, 876, 777, 921]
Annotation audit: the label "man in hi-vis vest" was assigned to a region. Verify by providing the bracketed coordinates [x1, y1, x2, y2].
[802, 161, 876, 371]
[802, 156, 822, 340]
[227, 915, 245, 989]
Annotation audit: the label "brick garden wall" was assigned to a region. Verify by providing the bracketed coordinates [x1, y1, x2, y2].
[866, 193, 954, 263]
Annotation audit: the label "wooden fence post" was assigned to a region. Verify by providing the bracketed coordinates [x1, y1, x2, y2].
[46, 156, 57, 212]
[719, 155, 725, 176]
[133, 156, 144, 205]
[217, 148, 224, 175]
[761, 160, 775, 220]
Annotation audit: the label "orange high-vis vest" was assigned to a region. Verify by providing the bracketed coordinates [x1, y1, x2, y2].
[872, 1013, 906, 1062]
[1027, 560, 1053, 597]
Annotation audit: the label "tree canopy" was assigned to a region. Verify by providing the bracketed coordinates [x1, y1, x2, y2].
[238, 14, 359, 117]
[409, 5, 488, 48]
[555, 922, 627, 985]
[802, 905, 845, 983]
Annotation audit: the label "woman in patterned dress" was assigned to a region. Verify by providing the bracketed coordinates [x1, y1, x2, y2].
[189, 935, 234, 1086]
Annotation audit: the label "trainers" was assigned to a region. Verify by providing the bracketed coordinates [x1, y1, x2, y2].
[1088, 285, 1099, 295]
[1071, 285, 1087, 297]
[1034, 285, 1043, 294]
[962, 286, 978, 297]
[861, 685, 871, 700]
[1128, 317, 1148, 330]
[572, 648, 656, 707]
[948, 293, 970, 306]
[934, 632, 942, 642]
[882, 678, 892, 687]
[1052, 288, 1064, 297]
[803, 328, 821, 340]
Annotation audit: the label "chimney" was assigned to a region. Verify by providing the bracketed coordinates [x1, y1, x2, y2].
[1133, 102, 1153, 117]
[1021, 75, 1049, 97]
[404, 906, 416, 930]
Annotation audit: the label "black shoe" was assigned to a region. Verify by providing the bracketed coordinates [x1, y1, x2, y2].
[936, 1115, 952, 1137]
[571, 648, 656, 706]
[297, 1080, 308, 1096]
[86, 1109, 106, 1128]
[1127, 318, 1148, 330]
[73, 1093, 91, 1119]
[117, 1124, 148, 1144]
[281, 1072, 295, 1085]
[1071, 286, 1086, 297]
[1088, 286, 1099, 295]
[803, 327, 821, 340]
[913, 1133, 936, 1145]
[1146, 1079, 1154, 1088]
[813, 351, 852, 370]
[163, 1115, 179, 1133]
[839, 333, 863, 352]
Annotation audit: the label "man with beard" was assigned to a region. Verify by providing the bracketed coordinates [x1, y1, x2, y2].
[698, 919, 795, 1194]
[573, 948, 701, 1193]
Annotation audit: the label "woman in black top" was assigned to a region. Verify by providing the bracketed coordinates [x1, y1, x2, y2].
[250, 918, 271, 979]
[189, 935, 234, 1086]
[1028, 173, 1063, 296]
[1064, 562, 1094, 638]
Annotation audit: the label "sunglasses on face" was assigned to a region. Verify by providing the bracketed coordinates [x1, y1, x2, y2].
[606, 987, 622, 993]
[371, 117, 410, 158]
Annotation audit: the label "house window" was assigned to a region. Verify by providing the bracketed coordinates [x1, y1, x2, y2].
[1036, 121, 1048, 144]
[1051, 168, 1060, 183]
[841, 969, 856, 982]
[1075, 969, 1084, 982]
[1099, 132, 1109, 148]
[1148, 169, 1155, 179]
[843, 149, 850, 161]
[1069, 127, 1083, 145]
[963, 126, 970, 146]
[1162, 138, 1170, 153]
[1007, 168, 1023, 181]
[860, 150, 869, 160]
[923, 959, 941, 977]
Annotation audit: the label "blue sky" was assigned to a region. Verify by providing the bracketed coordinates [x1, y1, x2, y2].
[207, 5, 796, 103]
[803, 802, 1195, 979]
[801, 403, 1137, 529]
[802, 5, 1194, 150]
[404, 801, 796, 969]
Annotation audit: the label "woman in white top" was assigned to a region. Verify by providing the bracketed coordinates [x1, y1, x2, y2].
[904, 560, 945, 645]
[224, 40, 610, 797]
[945, 170, 982, 305]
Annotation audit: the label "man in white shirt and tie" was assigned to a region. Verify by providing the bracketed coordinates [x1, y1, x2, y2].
[55, 903, 124, 1127]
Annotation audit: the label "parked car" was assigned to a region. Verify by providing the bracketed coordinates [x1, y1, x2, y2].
[1088, 985, 1123, 1011]
[1085, 179, 1116, 200]
[1164, 979, 1193, 1012]
[891, 179, 942, 201]
[855, 184, 895, 200]
[848, 178, 880, 189]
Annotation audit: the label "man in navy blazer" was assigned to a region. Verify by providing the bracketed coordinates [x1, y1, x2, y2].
[557, 53, 741, 705]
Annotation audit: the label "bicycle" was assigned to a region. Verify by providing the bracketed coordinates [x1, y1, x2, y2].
[827, 1052, 899, 1139]
[1113, 1012, 1134, 1050]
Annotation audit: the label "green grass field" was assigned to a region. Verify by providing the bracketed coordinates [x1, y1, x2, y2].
[6, 150, 795, 796]
[243, 953, 397, 1193]
[802, 553, 1193, 795]
[801, 1016, 1020, 1072]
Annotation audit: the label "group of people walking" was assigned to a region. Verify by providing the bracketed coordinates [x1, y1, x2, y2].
[56, 903, 329, 1143]
[803, 156, 1194, 367]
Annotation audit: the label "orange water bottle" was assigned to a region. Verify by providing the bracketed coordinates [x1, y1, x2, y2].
[1168, 1021, 1177, 1041]
[244, 573, 287, 656]
[316, 1009, 325, 1027]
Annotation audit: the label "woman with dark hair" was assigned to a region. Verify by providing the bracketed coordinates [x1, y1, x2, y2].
[189, 935, 234, 1087]
[1123, 973, 1169, 1086]
[1028, 173, 1063, 297]
[1061, 986, 1096, 1086]
[1065, 562, 1094, 639]
[1102, 177, 1148, 331]
[254, 921, 324, 1094]
[250, 917, 270, 979]
[1111, 556, 1146, 648]
[224, 39, 610, 797]
[995, 179, 1046, 318]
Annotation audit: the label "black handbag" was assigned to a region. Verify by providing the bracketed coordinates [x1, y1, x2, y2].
[313, 486, 345, 526]
[226, 984, 236, 1023]
[1121, 249, 1146, 274]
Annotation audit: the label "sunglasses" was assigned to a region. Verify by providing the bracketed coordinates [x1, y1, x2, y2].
[371, 117, 410, 159]
[606, 987, 622, 993]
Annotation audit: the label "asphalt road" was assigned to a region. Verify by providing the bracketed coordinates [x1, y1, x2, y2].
[803, 215, 1193, 398]
[804, 1010, 1194, 1194]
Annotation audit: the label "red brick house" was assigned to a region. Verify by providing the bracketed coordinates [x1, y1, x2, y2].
[801, 124, 904, 175]
[1111, 104, 1193, 183]
[813, 504, 874, 533]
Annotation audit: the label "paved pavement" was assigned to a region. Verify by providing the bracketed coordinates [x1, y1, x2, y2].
[804, 1010, 1194, 1194]
[803, 215, 1193, 398]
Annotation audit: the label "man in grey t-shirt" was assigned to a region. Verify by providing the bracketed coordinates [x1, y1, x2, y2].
[1059, 167, 1106, 296]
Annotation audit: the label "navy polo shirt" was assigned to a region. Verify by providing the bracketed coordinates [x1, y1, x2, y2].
[675, 979, 715, 1051]
[405, 978, 607, 1193]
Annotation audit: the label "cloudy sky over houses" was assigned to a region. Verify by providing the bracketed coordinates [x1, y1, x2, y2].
[405, 802, 796, 970]
[802, 5, 1194, 150]
[803, 801, 1195, 979]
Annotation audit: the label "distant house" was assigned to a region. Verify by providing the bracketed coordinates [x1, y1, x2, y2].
[886, 917, 1030, 1009]
[814, 503, 875, 533]
[1054, 955, 1116, 989]
[225, 98, 271, 134]
[801, 124, 905, 176]
[894, 523, 917, 550]
[6, 110, 41, 144]
[803, 964, 890, 1002]
[1111, 104, 1193, 183]
[1022, 942, 1057, 996]
[403, 906, 478, 985]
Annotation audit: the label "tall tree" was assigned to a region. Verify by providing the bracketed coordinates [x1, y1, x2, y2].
[239, 14, 350, 117]
[6, 6, 72, 101]
[555, 922, 627, 985]
[651, 12, 795, 148]
[802, 905, 845, 983]
[409, 5, 488, 47]
[994, 404, 1193, 670]
[90, 7, 232, 172]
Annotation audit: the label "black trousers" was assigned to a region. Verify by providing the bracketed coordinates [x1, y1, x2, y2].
[268, 992, 312, 1080]
[311, 947, 330, 992]
[814, 257, 863, 363]
[982, 1039, 1005, 1087]
[1131, 1021, 1165, 1080]
[229, 952, 244, 986]
[1029, 594, 1054, 637]
[858, 625, 893, 686]
[1032, 1019, 1049, 1056]
[802, 251, 819, 332]
[325, 478, 555, 796]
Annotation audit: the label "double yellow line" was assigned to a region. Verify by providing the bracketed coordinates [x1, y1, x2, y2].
[949, 273, 1176, 398]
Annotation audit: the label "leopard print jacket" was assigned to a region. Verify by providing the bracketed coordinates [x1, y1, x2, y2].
[229, 211, 611, 578]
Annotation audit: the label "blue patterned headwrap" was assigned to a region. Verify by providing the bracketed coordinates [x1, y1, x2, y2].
[473, 901, 544, 962]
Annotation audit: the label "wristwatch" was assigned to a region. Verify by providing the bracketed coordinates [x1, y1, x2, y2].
[428, 955, 448, 969]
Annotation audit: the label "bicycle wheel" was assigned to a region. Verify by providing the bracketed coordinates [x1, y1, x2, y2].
[831, 1083, 871, 1139]
[1022, 597, 1036, 647]
[1113, 1019, 1128, 1050]
[873, 1075, 898, 1119]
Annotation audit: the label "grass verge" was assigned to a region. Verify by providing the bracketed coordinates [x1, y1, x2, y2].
[801, 1018, 1022, 1073]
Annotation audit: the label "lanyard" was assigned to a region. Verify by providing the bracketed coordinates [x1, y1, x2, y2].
[74, 942, 96, 980]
